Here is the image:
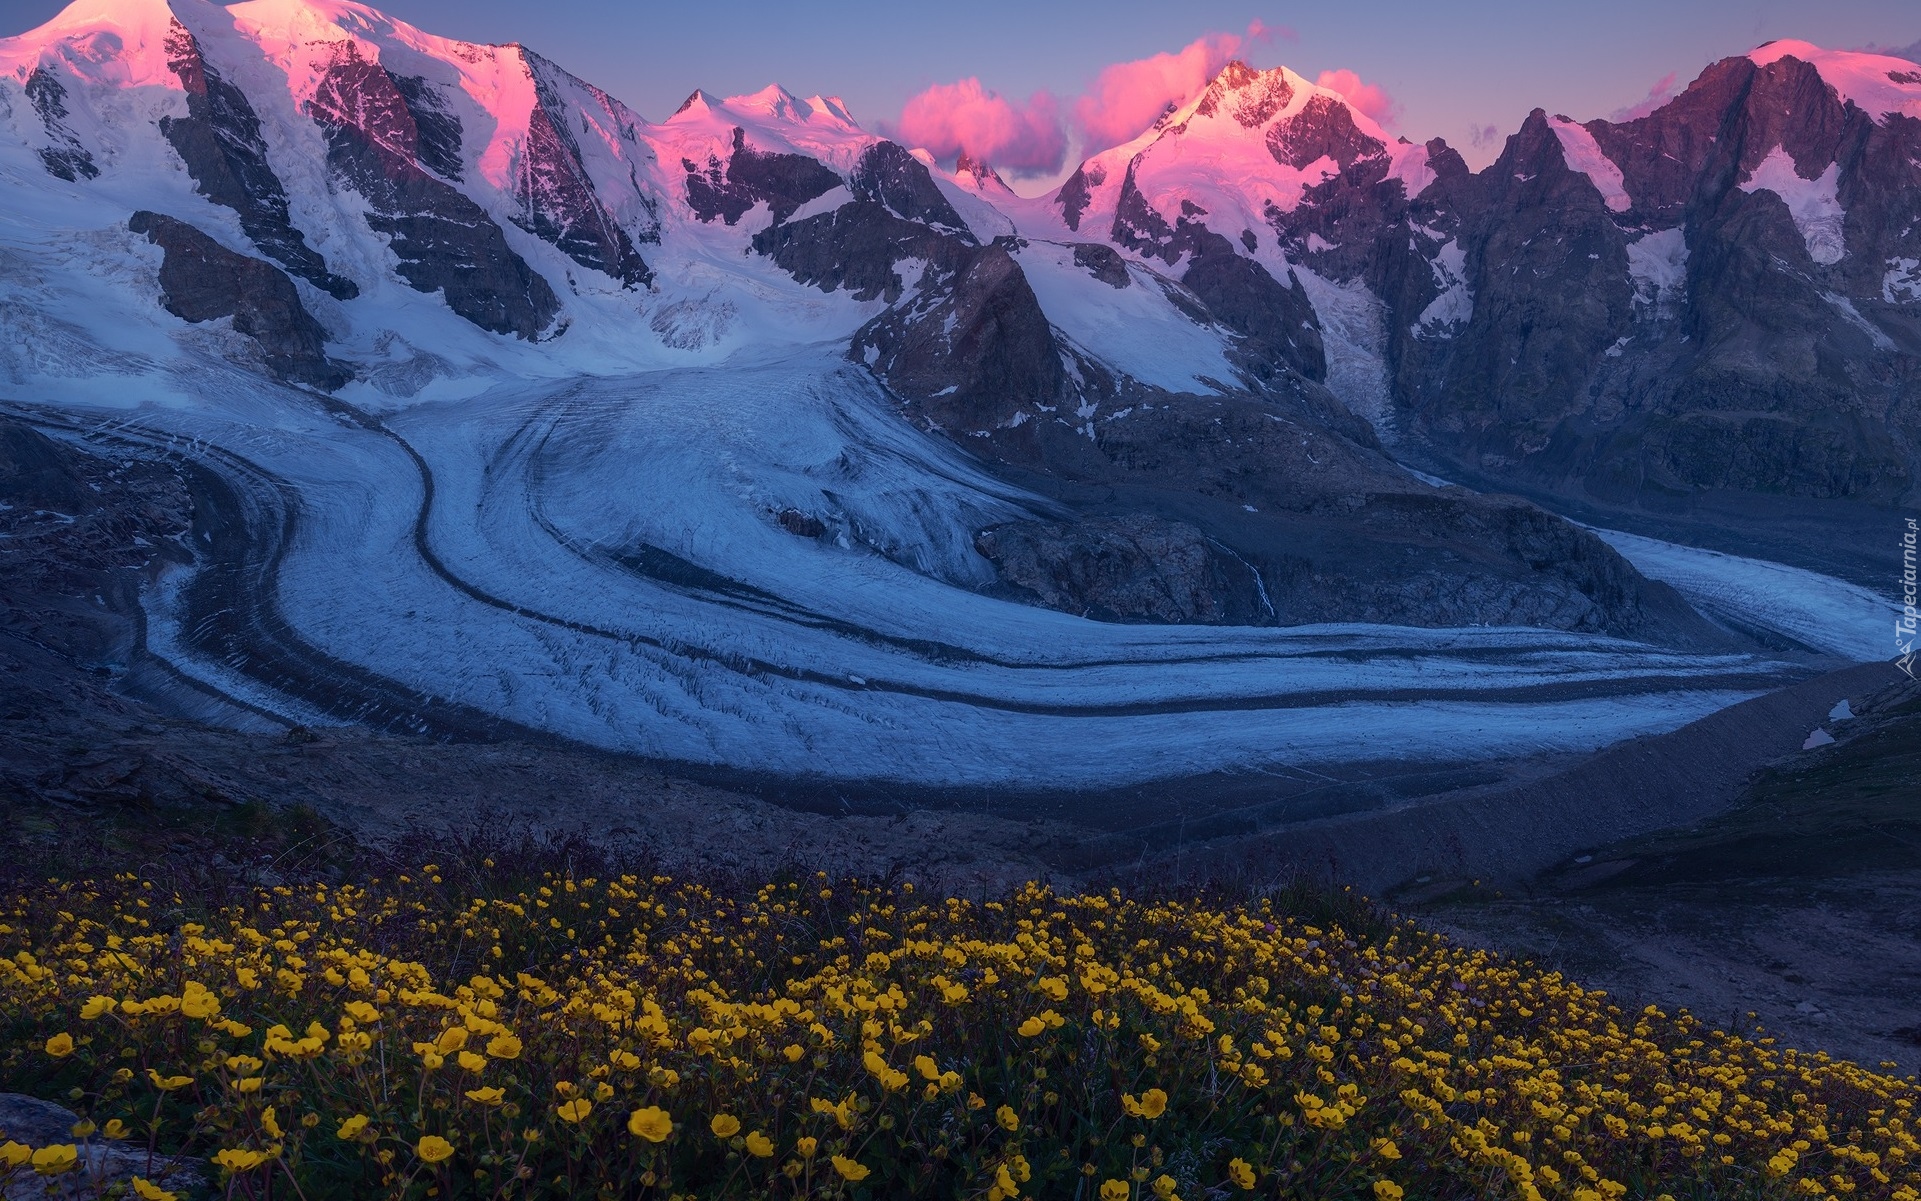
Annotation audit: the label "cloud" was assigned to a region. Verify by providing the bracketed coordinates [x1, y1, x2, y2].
[1858, 38, 1921, 64]
[1244, 18, 1299, 45]
[1609, 71, 1678, 121]
[891, 78, 1067, 177]
[1071, 26, 1259, 154]
[1468, 122, 1501, 149]
[1313, 68, 1400, 128]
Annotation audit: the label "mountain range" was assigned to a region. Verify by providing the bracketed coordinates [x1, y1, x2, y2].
[0, 0, 1908, 789]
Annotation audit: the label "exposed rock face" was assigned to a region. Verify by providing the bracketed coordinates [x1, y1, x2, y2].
[24, 66, 98, 181]
[0, 1093, 204, 1199]
[130, 210, 350, 389]
[848, 239, 1071, 433]
[513, 51, 654, 287]
[974, 515, 1270, 625]
[683, 126, 841, 225]
[968, 390, 1713, 638]
[309, 41, 558, 338]
[1264, 50, 1920, 522]
[1071, 243, 1129, 288]
[389, 71, 465, 180]
[1110, 165, 1328, 386]
[158, 22, 356, 299]
[848, 140, 969, 232]
[0, 417, 193, 672]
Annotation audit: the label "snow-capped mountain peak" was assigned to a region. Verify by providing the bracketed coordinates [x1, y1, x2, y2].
[951, 149, 1013, 195]
[1044, 57, 1429, 261]
[657, 80, 873, 170]
[1749, 39, 1921, 123]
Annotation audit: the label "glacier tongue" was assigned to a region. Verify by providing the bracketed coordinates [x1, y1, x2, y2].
[16, 343, 1793, 791]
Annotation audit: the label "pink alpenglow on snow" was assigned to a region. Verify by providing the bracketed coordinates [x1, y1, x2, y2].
[1312, 68, 1401, 128]
[893, 78, 1066, 176]
[1071, 29, 1249, 154]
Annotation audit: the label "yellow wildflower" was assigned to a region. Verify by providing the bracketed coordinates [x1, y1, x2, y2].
[485, 1032, 522, 1059]
[1228, 1158, 1256, 1189]
[711, 1113, 741, 1138]
[130, 1178, 178, 1201]
[556, 1099, 593, 1123]
[30, 1145, 78, 1176]
[465, 1086, 505, 1106]
[627, 1106, 672, 1142]
[416, 1135, 454, 1164]
[336, 1115, 370, 1140]
[1100, 1181, 1132, 1201]
[745, 1130, 774, 1157]
[44, 1032, 74, 1057]
[996, 1104, 1020, 1132]
[831, 1155, 870, 1182]
[212, 1148, 272, 1173]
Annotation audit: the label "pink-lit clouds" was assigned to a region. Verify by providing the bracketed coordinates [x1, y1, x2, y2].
[892, 79, 1067, 176]
[1609, 71, 1679, 121]
[1071, 27, 1252, 155]
[1312, 68, 1400, 128]
[894, 23, 1402, 176]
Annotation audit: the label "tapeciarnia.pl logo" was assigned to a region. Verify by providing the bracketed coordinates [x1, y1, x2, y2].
[1899, 516, 1918, 680]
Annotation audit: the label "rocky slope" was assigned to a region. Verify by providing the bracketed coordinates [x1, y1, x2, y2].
[1239, 45, 1920, 578]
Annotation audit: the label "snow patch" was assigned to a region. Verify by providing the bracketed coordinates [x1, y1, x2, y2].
[1626, 227, 1688, 318]
[1413, 239, 1471, 337]
[1293, 266, 1396, 439]
[1549, 118, 1630, 213]
[1884, 257, 1921, 303]
[1014, 241, 1236, 393]
[1822, 291, 1896, 351]
[1739, 147, 1845, 264]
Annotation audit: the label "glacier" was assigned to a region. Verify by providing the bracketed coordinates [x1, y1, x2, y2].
[12, 342, 1815, 792]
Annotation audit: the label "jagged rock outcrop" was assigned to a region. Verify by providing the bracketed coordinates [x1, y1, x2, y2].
[309, 40, 558, 338]
[1255, 47, 1921, 524]
[158, 21, 356, 298]
[130, 210, 350, 388]
[24, 65, 97, 181]
[682, 124, 842, 225]
[974, 515, 1271, 624]
[514, 51, 654, 287]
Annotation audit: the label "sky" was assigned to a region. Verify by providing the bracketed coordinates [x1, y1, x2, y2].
[3, 0, 1918, 194]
